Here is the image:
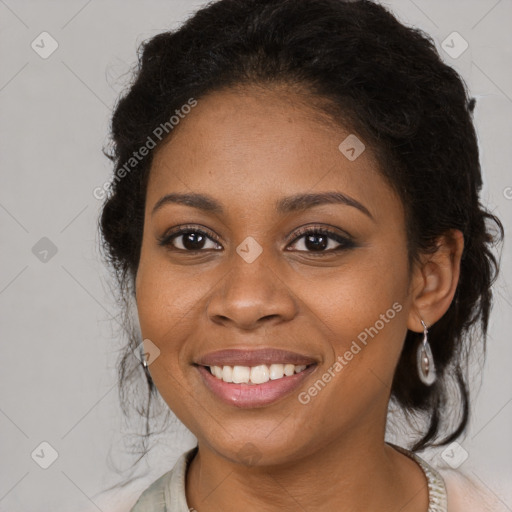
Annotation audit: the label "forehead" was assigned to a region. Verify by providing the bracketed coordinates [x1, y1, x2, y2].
[146, 86, 398, 219]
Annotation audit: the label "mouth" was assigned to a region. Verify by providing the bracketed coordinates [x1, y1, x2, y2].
[205, 362, 313, 384]
[194, 349, 319, 408]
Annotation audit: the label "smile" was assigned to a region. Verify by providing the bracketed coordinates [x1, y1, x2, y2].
[207, 363, 310, 384]
[194, 348, 319, 407]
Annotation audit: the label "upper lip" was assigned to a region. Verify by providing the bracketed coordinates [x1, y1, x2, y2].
[195, 348, 318, 367]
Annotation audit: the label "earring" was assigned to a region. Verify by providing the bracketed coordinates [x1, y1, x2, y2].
[417, 320, 436, 386]
[139, 343, 148, 369]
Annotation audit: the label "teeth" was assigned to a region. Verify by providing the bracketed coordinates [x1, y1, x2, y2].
[269, 363, 284, 380]
[212, 366, 223, 379]
[222, 365, 233, 383]
[250, 365, 270, 384]
[208, 363, 310, 384]
[232, 365, 250, 383]
[284, 363, 295, 376]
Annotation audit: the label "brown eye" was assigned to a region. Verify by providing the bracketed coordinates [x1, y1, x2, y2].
[158, 227, 222, 251]
[288, 228, 355, 253]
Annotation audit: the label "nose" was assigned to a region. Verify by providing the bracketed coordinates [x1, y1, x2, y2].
[206, 252, 298, 331]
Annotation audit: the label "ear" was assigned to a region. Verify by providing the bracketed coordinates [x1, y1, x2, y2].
[407, 229, 464, 332]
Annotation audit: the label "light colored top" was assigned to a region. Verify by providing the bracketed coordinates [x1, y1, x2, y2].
[130, 447, 198, 512]
[129, 443, 453, 512]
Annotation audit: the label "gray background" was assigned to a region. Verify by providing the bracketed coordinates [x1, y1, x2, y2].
[0, 0, 511, 510]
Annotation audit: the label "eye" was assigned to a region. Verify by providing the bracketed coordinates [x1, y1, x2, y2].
[287, 226, 355, 253]
[158, 225, 222, 252]
[158, 225, 355, 254]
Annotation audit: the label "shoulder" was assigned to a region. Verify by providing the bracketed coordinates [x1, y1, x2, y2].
[129, 470, 173, 512]
[129, 447, 198, 512]
[392, 443, 508, 512]
[440, 468, 508, 512]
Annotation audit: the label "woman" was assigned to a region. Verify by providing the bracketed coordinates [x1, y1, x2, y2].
[99, 0, 504, 510]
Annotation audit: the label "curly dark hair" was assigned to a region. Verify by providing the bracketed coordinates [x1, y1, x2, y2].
[98, 0, 503, 467]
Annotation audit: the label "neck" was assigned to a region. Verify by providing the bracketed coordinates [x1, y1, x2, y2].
[186, 425, 429, 512]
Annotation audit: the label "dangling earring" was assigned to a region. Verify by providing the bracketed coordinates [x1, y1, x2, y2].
[417, 320, 436, 386]
[139, 343, 148, 369]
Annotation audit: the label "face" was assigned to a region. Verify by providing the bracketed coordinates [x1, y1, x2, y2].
[135, 85, 416, 466]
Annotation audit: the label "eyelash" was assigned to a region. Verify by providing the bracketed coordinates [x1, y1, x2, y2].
[157, 224, 355, 255]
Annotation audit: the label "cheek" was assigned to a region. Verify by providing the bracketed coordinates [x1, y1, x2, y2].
[305, 245, 410, 377]
[135, 249, 207, 340]
[134, 256, 206, 416]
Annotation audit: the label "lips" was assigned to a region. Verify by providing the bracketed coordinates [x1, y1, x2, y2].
[194, 348, 319, 408]
[195, 348, 318, 367]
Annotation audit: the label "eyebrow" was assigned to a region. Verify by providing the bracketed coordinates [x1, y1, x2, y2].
[151, 191, 373, 219]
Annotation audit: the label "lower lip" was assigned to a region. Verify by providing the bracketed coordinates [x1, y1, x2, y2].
[196, 365, 317, 408]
